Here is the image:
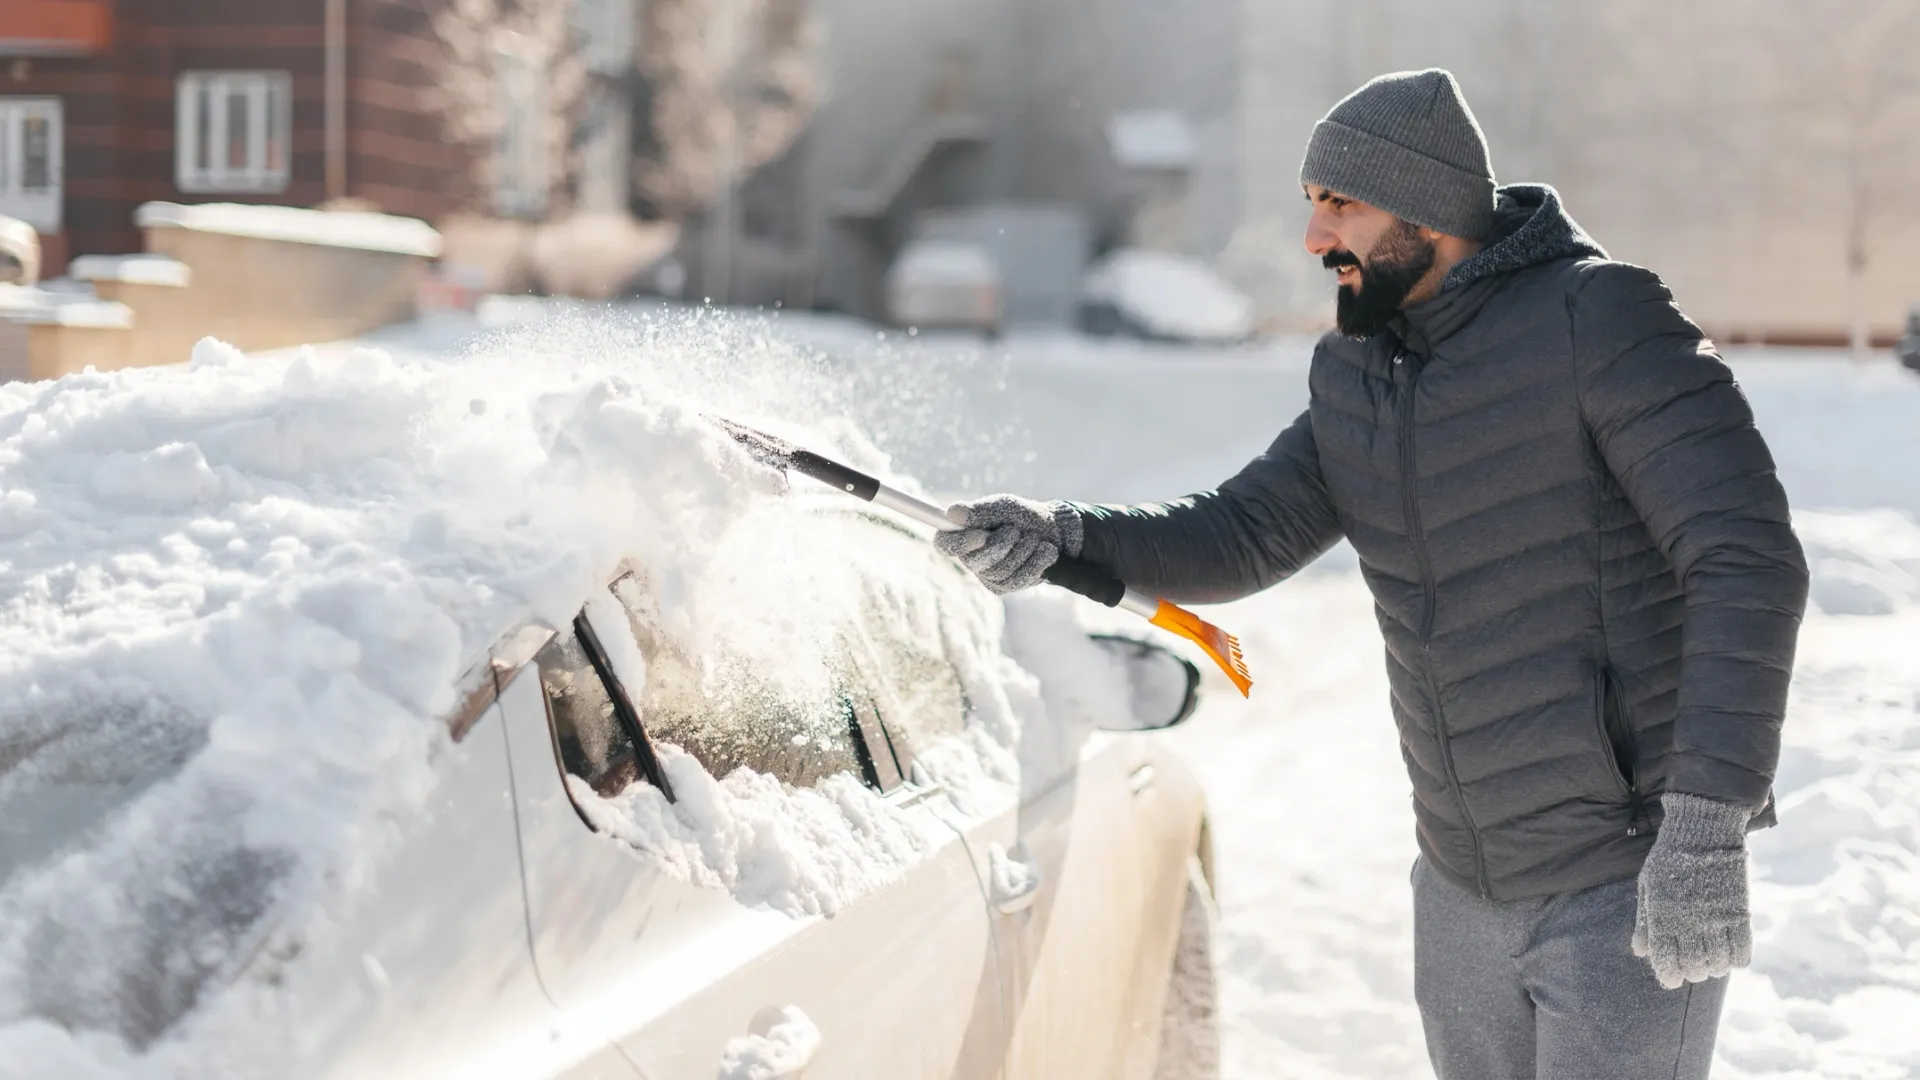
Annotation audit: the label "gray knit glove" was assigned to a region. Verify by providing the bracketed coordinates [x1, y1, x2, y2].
[935, 495, 1084, 594]
[1632, 792, 1754, 989]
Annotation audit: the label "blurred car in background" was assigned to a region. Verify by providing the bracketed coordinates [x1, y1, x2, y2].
[1077, 249, 1254, 346]
[1898, 303, 1920, 375]
[0, 214, 39, 286]
[885, 238, 1003, 336]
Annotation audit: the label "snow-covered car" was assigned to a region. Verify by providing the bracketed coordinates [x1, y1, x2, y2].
[0, 342, 1215, 1079]
[885, 239, 1004, 335]
[0, 213, 38, 285]
[1078, 249, 1255, 345]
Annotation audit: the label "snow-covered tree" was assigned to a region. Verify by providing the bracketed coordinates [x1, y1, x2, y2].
[423, 0, 590, 217]
[630, 0, 820, 220]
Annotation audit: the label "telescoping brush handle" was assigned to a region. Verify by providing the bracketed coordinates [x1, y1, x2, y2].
[861, 480, 1161, 619]
[728, 417, 1246, 693]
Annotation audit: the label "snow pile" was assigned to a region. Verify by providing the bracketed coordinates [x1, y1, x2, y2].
[0, 311, 1088, 1071]
[1718, 509, 1920, 1078]
[1080, 249, 1255, 343]
[570, 759, 949, 917]
[716, 1005, 821, 1080]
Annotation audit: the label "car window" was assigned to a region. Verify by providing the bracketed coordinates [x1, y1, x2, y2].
[604, 569, 867, 790]
[602, 509, 972, 794]
[535, 627, 644, 799]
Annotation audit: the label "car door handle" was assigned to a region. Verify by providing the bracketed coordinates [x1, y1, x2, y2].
[722, 1005, 820, 1079]
[989, 842, 1042, 915]
[1129, 763, 1157, 795]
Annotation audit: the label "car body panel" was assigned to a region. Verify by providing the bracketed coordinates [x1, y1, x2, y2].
[264, 701, 638, 1080]
[983, 722, 1190, 1076]
[494, 666, 1010, 1080]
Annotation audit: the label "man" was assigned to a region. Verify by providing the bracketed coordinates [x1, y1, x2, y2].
[937, 70, 1808, 1079]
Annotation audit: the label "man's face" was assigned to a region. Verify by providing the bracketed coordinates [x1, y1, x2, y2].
[1302, 184, 1437, 340]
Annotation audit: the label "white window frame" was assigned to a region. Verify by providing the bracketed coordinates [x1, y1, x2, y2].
[0, 97, 64, 233]
[492, 41, 549, 219]
[175, 71, 292, 194]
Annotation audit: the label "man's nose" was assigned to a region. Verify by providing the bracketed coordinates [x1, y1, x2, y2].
[1303, 211, 1337, 257]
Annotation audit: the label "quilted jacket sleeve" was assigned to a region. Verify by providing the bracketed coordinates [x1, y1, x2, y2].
[1571, 263, 1809, 810]
[1070, 409, 1345, 605]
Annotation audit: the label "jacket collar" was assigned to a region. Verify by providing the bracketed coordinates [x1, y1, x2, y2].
[1389, 183, 1607, 357]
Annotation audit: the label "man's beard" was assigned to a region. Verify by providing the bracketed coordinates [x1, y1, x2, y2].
[1326, 219, 1437, 340]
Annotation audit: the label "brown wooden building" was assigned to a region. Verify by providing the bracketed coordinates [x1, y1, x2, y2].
[0, 0, 563, 275]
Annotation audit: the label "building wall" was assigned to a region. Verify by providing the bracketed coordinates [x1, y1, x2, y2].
[3, 0, 489, 272]
[348, 0, 474, 223]
[1238, 0, 1920, 341]
[5, 0, 336, 265]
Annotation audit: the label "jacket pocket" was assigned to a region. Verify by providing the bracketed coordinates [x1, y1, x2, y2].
[1592, 666, 1637, 796]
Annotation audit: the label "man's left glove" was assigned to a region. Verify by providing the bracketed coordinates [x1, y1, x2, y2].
[1632, 792, 1754, 989]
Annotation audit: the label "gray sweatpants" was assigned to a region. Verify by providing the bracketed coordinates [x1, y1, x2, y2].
[1412, 857, 1727, 1080]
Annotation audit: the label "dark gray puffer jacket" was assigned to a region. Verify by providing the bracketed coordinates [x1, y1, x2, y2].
[1075, 184, 1809, 900]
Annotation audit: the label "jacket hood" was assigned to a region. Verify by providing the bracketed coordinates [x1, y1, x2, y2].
[1439, 183, 1606, 292]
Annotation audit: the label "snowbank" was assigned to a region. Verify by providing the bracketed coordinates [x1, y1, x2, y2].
[0, 311, 1099, 1073]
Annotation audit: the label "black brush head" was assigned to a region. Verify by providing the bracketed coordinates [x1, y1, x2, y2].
[705, 414, 795, 472]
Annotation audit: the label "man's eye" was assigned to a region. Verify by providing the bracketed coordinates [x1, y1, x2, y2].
[1329, 198, 1349, 209]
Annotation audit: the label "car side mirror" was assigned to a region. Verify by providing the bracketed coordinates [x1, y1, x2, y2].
[1089, 634, 1202, 732]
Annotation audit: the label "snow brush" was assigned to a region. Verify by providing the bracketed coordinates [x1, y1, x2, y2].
[707, 415, 1252, 697]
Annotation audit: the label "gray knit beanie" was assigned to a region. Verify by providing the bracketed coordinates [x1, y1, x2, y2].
[1299, 69, 1496, 241]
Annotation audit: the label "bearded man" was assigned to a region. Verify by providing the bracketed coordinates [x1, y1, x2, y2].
[936, 69, 1809, 1080]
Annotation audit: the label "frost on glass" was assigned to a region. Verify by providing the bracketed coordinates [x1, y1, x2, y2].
[606, 510, 970, 792]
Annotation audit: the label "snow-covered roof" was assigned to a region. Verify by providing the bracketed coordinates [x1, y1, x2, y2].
[1106, 110, 1200, 172]
[0, 283, 133, 328]
[134, 202, 443, 258]
[68, 254, 191, 288]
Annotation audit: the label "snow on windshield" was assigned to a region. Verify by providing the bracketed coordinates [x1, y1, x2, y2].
[0, 311, 1111, 1070]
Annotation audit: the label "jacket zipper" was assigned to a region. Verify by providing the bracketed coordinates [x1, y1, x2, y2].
[1396, 351, 1492, 898]
[1598, 667, 1651, 836]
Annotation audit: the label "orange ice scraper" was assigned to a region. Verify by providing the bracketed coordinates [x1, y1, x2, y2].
[708, 415, 1252, 697]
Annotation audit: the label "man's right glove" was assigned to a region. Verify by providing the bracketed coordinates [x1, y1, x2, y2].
[935, 495, 1083, 594]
